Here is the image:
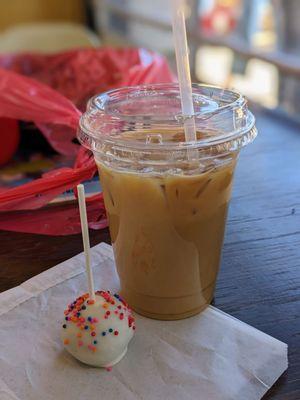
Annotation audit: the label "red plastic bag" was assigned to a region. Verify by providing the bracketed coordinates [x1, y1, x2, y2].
[0, 118, 20, 166]
[0, 48, 174, 235]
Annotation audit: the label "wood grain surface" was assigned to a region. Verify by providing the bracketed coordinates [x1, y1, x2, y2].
[0, 109, 299, 399]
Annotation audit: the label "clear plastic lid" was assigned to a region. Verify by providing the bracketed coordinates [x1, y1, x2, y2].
[77, 83, 257, 172]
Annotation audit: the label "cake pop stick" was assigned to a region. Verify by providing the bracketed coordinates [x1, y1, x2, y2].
[77, 184, 95, 302]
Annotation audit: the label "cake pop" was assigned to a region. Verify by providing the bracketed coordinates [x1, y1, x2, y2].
[61, 184, 135, 367]
[61, 290, 135, 367]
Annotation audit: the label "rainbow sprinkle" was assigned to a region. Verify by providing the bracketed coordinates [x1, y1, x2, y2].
[62, 291, 135, 354]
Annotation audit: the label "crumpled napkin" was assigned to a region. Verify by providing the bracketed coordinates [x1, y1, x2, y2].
[0, 243, 288, 400]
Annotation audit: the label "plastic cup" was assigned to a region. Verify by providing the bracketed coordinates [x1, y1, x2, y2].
[78, 83, 257, 320]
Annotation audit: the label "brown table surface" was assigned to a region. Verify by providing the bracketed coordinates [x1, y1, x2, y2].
[0, 109, 299, 399]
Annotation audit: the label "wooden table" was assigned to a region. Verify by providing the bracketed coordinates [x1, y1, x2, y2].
[0, 109, 299, 399]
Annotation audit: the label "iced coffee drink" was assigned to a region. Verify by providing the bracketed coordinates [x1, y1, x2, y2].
[78, 84, 257, 320]
[97, 155, 236, 319]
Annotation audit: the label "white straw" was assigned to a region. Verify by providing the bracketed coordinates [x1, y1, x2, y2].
[77, 184, 95, 301]
[171, 0, 197, 142]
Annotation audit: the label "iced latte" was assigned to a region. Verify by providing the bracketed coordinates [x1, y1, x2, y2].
[78, 83, 257, 320]
[98, 156, 236, 319]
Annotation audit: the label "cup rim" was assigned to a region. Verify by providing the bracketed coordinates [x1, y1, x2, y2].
[78, 83, 257, 152]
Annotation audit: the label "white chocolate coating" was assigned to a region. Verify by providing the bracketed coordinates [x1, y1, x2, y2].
[61, 291, 135, 367]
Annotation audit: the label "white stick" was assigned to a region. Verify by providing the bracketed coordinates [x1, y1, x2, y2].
[171, 0, 196, 143]
[77, 184, 95, 301]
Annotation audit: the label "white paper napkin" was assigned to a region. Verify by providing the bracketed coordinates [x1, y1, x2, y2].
[0, 243, 288, 400]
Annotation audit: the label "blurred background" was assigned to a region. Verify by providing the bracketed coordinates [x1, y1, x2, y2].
[0, 0, 299, 194]
[0, 0, 299, 116]
[95, 0, 300, 115]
